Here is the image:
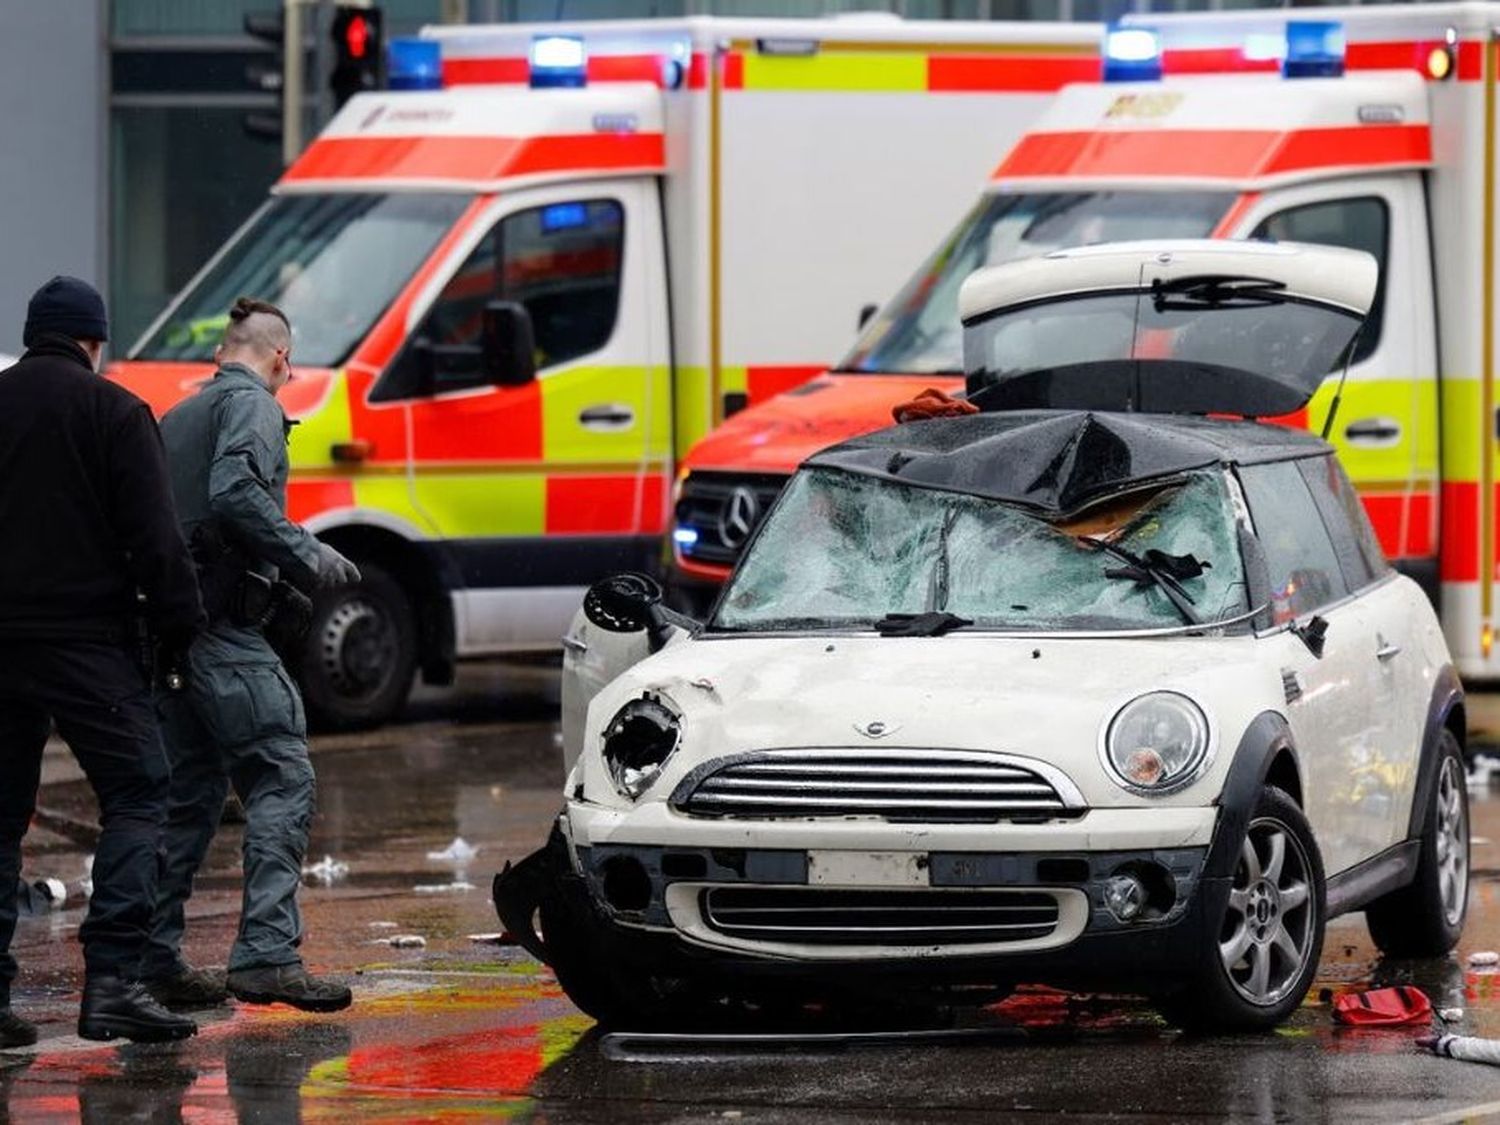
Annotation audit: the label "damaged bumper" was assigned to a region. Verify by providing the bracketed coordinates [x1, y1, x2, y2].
[497, 803, 1228, 993]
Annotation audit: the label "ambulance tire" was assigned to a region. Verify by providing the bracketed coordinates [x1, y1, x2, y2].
[298, 561, 418, 731]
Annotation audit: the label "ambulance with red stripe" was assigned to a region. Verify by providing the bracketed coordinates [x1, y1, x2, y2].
[107, 16, 1098, 726]
[674, 3, 1500, 681]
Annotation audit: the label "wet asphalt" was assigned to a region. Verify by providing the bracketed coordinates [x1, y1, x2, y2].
[7, 666, 1500, 1121]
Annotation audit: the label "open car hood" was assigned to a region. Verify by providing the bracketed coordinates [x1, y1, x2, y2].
[958, 240, 1378, 417]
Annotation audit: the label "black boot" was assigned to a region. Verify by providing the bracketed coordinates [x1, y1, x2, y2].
[0, 1006, 37, 1048]
[78, 976, 197, 1043]
[143, 965, 229, 1010]
[226, 964, 352, 1013]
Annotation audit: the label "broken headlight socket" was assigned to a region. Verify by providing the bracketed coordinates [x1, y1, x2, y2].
[601, 694, 681, 800]
[1101, 691, 1211, 796]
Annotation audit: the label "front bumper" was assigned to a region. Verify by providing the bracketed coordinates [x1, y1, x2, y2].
[499, 803, 1229, 993]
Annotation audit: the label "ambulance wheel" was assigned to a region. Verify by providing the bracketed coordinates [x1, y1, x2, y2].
[1157, 785, 1325, 1033]
[1366, 731, 1469, 957]
[299, 561, 417, 730]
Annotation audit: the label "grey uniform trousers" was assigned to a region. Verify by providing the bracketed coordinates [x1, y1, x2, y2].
[143, 622, 315, 975]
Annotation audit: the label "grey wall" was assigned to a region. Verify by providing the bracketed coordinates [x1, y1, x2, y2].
[0, 1, 107, 355]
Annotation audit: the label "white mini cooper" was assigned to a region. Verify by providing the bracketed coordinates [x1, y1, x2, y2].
[496, 241, 1468, 1033]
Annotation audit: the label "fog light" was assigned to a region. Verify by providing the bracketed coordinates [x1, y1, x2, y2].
[1104, 873, 1147, 923]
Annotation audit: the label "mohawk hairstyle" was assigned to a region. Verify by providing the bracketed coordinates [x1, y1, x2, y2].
[228, 296, 289, 329]
[222, 296, 291, 353]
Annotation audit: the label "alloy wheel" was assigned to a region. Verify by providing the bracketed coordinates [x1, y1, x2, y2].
[1219, 817, 1316, 1006]
[1435, 755, 1469, 926]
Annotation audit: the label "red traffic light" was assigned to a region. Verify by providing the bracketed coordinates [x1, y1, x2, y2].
[345, 13, 370, 59]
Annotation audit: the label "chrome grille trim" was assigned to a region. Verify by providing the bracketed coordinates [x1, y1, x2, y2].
[670, 748, 1085, 823]
[701, 887, 1061, 946]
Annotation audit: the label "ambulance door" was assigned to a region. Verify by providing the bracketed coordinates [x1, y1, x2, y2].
[372, 178, 672, 654]
[1230, 177, 1438, 586]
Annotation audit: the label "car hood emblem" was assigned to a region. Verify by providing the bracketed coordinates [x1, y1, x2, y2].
[855, 720, 900, 740]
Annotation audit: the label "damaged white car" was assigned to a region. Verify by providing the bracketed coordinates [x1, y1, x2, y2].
[497, 241, 1467, 1032]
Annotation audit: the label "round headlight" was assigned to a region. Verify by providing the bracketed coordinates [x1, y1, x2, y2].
[601, 695, 681, 800]
[1103, 691, 1210, 795]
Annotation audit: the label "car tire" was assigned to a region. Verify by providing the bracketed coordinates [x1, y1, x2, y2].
[1158, 785, 1326, 1033]
[1365, 729, 1469, 957]
[297, 561, 417, 730]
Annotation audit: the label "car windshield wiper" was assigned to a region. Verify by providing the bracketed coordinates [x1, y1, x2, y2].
[1087, 540, 1209, 627]
[1151, 274, 1287, 312]
[874, 611, 974, 637]
[926, 506, 960, 612]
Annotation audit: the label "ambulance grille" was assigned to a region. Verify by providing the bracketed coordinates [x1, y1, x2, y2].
[701, 886, 1061, 946]
[670, 749, 1084, 824]
[673, 472, 788, 567]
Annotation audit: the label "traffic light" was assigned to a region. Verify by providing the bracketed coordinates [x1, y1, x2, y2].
[243, 9, 286, 141]
[330, 5, 385, 111]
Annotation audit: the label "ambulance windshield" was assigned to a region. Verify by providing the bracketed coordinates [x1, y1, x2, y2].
[131, 192, 471, 367]
[838, 191, 1235, 375]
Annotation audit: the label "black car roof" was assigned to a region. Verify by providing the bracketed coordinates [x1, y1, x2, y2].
[806, 410, 1331, 516]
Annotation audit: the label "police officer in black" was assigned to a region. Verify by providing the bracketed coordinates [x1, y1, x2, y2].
[142, 297, 360, 1012]
[0, 277, 202, 1046]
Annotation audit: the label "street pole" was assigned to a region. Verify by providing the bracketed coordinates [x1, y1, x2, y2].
[282, 0, 304, 166]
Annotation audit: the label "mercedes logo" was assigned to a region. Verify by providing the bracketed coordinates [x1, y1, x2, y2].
[717, 486, 760, 549]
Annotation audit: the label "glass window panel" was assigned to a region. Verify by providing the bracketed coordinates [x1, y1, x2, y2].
[1237, 461, 1349, 621]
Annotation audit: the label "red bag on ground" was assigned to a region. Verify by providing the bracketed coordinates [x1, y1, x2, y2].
[1333, 986, 1433, 1026]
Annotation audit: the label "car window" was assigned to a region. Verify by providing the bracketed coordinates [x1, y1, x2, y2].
[1237, 460, 1350, 622]
[1250, 197, 1387, 365]
[1297, 454, 1389, 590]
[375, 198, 624, 399]
[715, 468, 1248, 633]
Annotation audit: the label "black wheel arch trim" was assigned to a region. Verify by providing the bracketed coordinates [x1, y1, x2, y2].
[1406, 664, 1465, 841]
[1204, 711, 1301, 881]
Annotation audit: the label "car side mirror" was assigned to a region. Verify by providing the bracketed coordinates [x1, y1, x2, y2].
[482, 300, 536, 388]
[583, 572, 699, 652]
[858, 302, 879, 331]
[1291, 614, 1329, 659]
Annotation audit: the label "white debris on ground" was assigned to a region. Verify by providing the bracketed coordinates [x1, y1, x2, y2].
[413, 881, 476, 894]
[467, 932, 510, 944]
[1469, 752, 1500, 790]
[302, 855, 350, 884]
[1469, 951, 1499, 968]
[377, 934, 427, 949]
[1440, 1008, 1466, 1023]
[77, 854, 93, 899]
[426, 837, 479, 864]
[1424, 1035, 1500, 1065]
[368, 921, 398, 930]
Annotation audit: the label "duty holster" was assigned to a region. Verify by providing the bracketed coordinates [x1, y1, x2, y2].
[191, 524, 314, 647]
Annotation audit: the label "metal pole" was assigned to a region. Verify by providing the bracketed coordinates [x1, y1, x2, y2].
[282, 0, 304, 165]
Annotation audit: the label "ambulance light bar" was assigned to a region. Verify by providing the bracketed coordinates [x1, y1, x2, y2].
[1103, 27, 1161, 83]
[1283, 20, 1345, 79]
[531, 35, 587, 88]
[673, 527, 699, 547]
[388, 38, 442, 91]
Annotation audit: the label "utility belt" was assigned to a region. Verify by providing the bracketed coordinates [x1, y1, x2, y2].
[189, 526, 314, 645]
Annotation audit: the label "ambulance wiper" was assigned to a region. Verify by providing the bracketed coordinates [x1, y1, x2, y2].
[1087, 540, 1207, 627]
[1151, 275, 1287, 312]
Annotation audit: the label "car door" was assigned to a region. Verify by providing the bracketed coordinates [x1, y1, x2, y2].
[1237, 458, 1389, 876]
[369, 178, 672, 654]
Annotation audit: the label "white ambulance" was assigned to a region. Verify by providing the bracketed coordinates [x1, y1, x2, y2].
[675, 3, 1500, 683]
[112, 16, 1097, 725]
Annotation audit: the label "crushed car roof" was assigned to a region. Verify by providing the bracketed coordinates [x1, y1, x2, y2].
[806, 410, 1329, 515]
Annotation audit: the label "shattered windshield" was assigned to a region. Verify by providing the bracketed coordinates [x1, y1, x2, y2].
[132, 192, 471, 367]
[836, 190, 1235, 375]
[714, 468, 1249, 634]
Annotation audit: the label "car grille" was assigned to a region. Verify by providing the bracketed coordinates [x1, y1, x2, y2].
[670, 749, 1083, 823]
[673, 472, 788, 567]
[701, 886, 1061, 946]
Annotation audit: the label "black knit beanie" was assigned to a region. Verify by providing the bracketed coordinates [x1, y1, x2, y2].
[23, 276, 109, 347]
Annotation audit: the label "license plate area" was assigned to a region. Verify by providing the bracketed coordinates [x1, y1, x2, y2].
[806, 850, 929, 888]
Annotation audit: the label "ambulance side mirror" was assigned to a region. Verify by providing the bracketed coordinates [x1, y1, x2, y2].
[482, 300, 537, 388]
[858, 303, 879, 331]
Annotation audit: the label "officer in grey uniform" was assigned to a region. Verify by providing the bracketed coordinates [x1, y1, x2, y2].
[142, 297, 361, 1011]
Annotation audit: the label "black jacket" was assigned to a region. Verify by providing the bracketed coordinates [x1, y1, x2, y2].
[0, 335, 203, 640]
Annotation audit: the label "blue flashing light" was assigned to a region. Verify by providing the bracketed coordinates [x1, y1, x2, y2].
[531, 35, 587, 88]
[541, 202, 589, 233]
[1283, 20, 1345, 79]
[1103, 27, 1162, 83]
[388, 38, 442, 91]
[673, 527, 700, 547]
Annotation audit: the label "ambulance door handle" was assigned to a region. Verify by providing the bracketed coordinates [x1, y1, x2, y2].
[578, 404, 636, 432]
[1343, 417, 1402, 447]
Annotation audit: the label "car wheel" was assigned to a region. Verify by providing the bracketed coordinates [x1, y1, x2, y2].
[1365, 730, 1469, 957]
[1158, 785, 1325, 1033]
[297, 562, 417, 730]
